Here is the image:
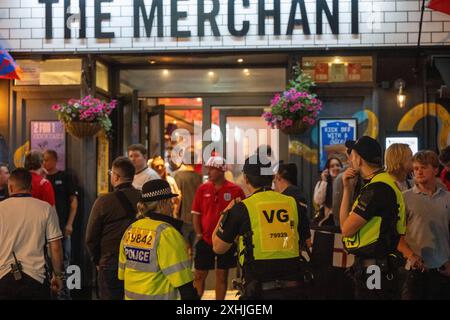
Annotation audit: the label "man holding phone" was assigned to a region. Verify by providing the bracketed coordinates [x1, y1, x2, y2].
[339, 136, 406, 300]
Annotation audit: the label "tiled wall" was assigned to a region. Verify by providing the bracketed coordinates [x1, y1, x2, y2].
[0, 0, 449, 52]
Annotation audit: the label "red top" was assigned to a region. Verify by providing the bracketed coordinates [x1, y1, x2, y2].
[440, 168, 450, 191]
[31, 172, 55, 206]
[194, 164, 203, 175]
[192, 180, 245, 245]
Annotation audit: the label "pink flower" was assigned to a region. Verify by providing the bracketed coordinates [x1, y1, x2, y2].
[271, 94, 281, 106]
[51, 104, 61, 111]
[263, 112, 274, 122]
[285, 119, 293, 127]
[289, 106, 296, 113]
[302, 116, 309, 123]
[308, 118, 316, 125]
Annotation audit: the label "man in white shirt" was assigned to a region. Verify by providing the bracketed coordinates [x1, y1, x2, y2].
[127, 144, 159, 190]
[0, 168, 64, 300]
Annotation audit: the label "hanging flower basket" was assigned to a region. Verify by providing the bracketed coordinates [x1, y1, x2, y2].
[65, 121, 102, 138]
[263, 65, 322, 135]
[280, 119, 310, 135]
[51, 95, 116, 139]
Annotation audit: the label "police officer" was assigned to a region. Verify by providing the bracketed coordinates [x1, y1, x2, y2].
[340, 136, 406, 300]
[212, 154, 311, 300]
[118, 179, 199, 300]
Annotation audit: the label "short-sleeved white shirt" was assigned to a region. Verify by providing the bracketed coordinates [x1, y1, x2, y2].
[132, 167, 160, 190]
[0, 196, 63, 283]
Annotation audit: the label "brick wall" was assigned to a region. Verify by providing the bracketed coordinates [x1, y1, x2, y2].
[0, 0, 449, 52]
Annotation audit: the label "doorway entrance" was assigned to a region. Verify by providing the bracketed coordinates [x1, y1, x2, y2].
[211, 105, 280, 196]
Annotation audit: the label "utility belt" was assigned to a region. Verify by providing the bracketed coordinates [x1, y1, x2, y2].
[260, 280, 303, 291]
[240, 279, 303, 299]
[355, 257, 389, 269]
[347, 255, 399, 281]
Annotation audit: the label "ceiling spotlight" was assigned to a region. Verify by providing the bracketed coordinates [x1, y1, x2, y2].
[149, 60, 156, 65]
[237, 58, 244, 63]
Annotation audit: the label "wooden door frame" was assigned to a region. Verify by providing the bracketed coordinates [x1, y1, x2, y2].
[147, 105, 165, 158]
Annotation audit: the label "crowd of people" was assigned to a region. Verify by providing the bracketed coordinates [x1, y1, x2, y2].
[0, 139, 449, 300]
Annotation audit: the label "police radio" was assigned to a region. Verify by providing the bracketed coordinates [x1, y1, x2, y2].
[10, 251, 23, 281]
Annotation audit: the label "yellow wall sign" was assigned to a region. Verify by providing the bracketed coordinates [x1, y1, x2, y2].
[13, 141, 30, 168]
[398, 103, 450, 150]
[289, 140, 318, 164]
[97, 131, 109, 195]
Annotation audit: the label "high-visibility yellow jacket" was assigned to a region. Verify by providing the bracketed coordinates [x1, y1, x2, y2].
[342, 172, 406, 255]
[239, 190, 300, 266]
[118, 216, 193, 300]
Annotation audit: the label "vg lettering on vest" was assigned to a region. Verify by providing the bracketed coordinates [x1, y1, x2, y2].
[39, 0, 360, 40]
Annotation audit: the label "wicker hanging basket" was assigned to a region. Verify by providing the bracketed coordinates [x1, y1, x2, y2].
[65, 121, 102, 138]
[280, 120, 310, 135]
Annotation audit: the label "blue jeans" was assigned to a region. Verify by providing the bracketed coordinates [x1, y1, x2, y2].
[97, 265, 124, 300]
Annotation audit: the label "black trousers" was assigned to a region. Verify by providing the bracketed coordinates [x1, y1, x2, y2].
[401, 269, 450, 300]
[349, 263, 399, 300]
[97, 265, 124, 300]
[259, 286, 309, 300]
[0, 273, 49, 300]
[240, 282, 309, 300]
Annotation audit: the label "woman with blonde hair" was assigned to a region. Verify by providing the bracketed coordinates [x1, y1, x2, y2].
[385, 143, 426, 282]
[119, 179, 199, 300]
[385, 143, 413, 191]
[136, 190, 175, 220]
[149, 156, 182, 218]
